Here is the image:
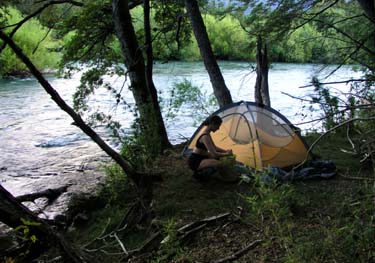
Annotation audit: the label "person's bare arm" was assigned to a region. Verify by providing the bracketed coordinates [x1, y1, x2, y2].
[201, 135, 232, 158]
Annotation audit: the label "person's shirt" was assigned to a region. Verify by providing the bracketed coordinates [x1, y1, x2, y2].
[196, 133, 209, 151]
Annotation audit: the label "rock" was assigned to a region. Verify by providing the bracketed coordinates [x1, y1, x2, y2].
[1, 155, 110, 230]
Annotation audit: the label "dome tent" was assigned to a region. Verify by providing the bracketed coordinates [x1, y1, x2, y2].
[184, 101, 310, 171]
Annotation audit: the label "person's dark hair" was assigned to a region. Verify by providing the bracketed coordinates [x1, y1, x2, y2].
[203, 115, 222, 126]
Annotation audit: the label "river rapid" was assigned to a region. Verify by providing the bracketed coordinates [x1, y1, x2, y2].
[0, 61, 361, 219]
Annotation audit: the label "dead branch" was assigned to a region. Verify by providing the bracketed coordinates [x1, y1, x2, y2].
[295, 117, 375, 169]
[81, 218, 111, 249]
[16, 186, 68, 203]
[177, 212, 231, 233]
[120, 230, 162, 261]
[112, 232, 128, 255]
[213, 239, 263, 263]
[338, 173, 375, 181]
[299, 78, 372, 89]
[180, 223, 207, 240]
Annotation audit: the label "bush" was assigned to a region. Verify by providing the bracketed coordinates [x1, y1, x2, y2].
[0, 7, 60, 78]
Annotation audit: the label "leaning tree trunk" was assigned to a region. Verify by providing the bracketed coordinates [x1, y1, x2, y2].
[0, 30, 139, 185]
[0, 184, 85, 262]
[0, 28, 152, 217]
[254, 35, 270, 107]
[185, 0, 233, 107]
[112, 0, 170, 150]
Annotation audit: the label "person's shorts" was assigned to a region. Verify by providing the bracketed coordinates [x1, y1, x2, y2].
[187, 153, 208, 171]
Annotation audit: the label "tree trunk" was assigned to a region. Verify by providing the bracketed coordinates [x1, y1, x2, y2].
[112, 0, 170, 150]
[143, 0, 171, 149]
[0, 29, 156, 210]
[357, 0, 375, 51]
[0, 184, 85, 262]
[0, 30, 140, 184]
[185, 0, 233, 107]
[254, 35, 270, 107]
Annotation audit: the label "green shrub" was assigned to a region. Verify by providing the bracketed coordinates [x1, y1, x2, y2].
[0, 7, 60, 77]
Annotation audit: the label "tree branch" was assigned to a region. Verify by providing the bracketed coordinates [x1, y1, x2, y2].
[298, 78, 372, 88]
[0, 0, 83, 53]
[295, 117, 375, 169]
[0, 30, 140, 186]
[213, 239, 263, 263]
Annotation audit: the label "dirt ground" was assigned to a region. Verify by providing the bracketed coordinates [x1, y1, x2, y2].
[49, 135, 375, 263]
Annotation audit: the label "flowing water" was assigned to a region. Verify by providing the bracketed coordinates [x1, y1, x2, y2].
[0, 61, 361, 219]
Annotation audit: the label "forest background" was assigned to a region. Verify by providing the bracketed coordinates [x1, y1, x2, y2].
[0, 0, 364, 77]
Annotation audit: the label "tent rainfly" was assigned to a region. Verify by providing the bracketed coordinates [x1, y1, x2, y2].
[184, 101, 310, 171]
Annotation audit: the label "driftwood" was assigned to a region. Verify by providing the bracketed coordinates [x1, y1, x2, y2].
[16, 186, 69, 203]
[213, 239, 263, 263]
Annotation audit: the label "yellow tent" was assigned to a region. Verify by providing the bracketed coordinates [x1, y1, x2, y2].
[184, 101, 310, 170]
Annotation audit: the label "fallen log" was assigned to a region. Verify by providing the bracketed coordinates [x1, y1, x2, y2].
[0, 184, 86, 262]
[16, 186, 69, 203]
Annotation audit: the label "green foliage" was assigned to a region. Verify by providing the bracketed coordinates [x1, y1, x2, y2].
[14, 218, 40, 244]
[151, 219, 190, 263]
[205, 14, 251, 60]
[12, 218, 41, 260]
[307, 75, 375, 169]
[286, 183, 375, 262]
[243, 171, 296, 225]
[120, 104, 163, 171]
[101, 164, 127, 204]
[219, 154, 237, 171]
[164, 78, 217, 123]
[57, 0, 117, 70]
[335, 186, 375, 262]
[242, 170, 298, 252]
[0, 7, 60, 77]
[220, 154, 237, 168]
[309, 77, 345, 130]
[71, 66, 129, 146]
[151, 1, 192, 60]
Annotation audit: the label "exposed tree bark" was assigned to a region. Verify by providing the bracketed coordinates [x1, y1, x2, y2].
[112, 0, 171, 150]
[143, 0, 170, 149]
[357, 0, 375, 51]
[254, 35, 270, 107]
[185, 0, 233, 107]
[0, 184, 85, 262]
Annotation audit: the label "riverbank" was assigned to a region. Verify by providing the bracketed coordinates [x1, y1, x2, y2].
[1, 130, 374, 262]
[1, 153, 109, 223]
[61, 133, 374, 262]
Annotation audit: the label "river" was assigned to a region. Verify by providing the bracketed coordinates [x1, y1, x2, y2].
[0, 61, 361, 219]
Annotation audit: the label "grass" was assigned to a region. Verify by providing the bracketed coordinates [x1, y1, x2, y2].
[65, 130, 374, 263]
